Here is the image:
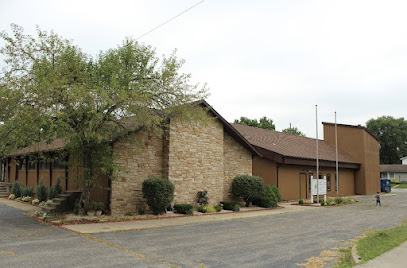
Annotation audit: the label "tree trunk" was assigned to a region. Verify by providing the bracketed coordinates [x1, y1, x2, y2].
[78, 147, 93, 216]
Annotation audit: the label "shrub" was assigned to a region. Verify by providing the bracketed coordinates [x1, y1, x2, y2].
[220, 200, 240, 210]
[299, 199, 304, 204]
[142, 177, 174, 215]
[232, 203, 240, 211]
[257, 185, 278, 208]
[8, 193, 15, 200]
[32, 199, 40, 205]
[35, 179, 48, 202]
[88, 200, 105, 211]
[197, 205, 216, 213]
[270, 184, 282, 202]
[73, 199, 79, 214]
[326, 197, 333, 206]
[48, 177, 63, 200]
[232, 175, 265, 207]
[138, 208, 145, 215]
[11, 181, 22, 198]
[197, 190, 208, 205]
[22, 186, 34, 197]
[335, 197, 344, 204]
[214, 205, 222, 212]
[174, 204, 194, 215]
[125, 211, 134, 216]
[22, 196, 31, 202]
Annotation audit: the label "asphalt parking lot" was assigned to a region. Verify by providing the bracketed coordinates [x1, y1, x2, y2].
[1, 190, 407, 267]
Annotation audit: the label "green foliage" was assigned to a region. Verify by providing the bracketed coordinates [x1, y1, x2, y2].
[87, 200, 105, 211]
[270, 184, 282, 202]
[35, 178, 48, 202]
[234, 116, 276, 130]
[196, 190, 208, 205]
[73, 199, 79, 214]
[0, 24, 207, 214]
[214, 205, 222, 212]
[366, 116, 407, 164]
[48, 177, 63, 200]
[282, 126, 305, 136]
[232, 175, 265, 206]
[125, 211, 135, 216]
[257, 185, 278, 208]
[299, 199, 304, 204]
[142, 177, 174, 215]
[174, 204, 194, 215]
[138, 208, 145, 215]
[326, 198, 333, 206]
[22, 186, 33, 197]
[11, 181, 22, 198]
[221, 201, 240, 211]
[335, 197, 344, 204]
[357, 224, 407, 263]
[197, 205, 216, 213]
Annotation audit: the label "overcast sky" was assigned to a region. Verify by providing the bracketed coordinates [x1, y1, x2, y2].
[1, 0, 406, 137]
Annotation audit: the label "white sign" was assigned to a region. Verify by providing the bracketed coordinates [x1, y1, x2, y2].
[311, 177, 327, 195]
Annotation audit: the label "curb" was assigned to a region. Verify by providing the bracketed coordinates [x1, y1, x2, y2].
[351, 244, 362, 265]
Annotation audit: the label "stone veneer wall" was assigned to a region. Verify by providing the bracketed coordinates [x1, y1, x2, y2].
[223, 132, 253, 199]
[167, 118, 224, 205]
[111, 130, 164, 215]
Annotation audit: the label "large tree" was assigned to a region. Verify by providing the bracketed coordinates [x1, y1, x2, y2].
[366, 116, 407, 164]
[282, 126, 305, 136]
[234, 116, 275, 130]
[0, 24, 207, 214]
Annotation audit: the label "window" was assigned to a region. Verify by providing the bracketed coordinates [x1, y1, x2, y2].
[28, 157, 37, 170]
[18, 158, 26, 170]
[319, 173, 322, 179]
[309, 173, 313, 192]
[327, 174, 331, 191]
[53, 159, 66, 170]
[39, 159, 50, 170]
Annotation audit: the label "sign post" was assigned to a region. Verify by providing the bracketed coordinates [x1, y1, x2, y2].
[311, 176, 327, 203]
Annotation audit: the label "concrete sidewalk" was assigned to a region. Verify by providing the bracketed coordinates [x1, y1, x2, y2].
[357, 241, 407, 268]
[62, 203, 317, 234]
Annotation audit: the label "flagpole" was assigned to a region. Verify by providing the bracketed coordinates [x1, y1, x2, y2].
[316, 105, 319, 203]
[335, 111, 339, 195]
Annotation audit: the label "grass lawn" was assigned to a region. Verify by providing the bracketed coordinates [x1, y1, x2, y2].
[333, 220, 407, 267]
[357, 221, 407, 264]
[396, 183, 407, 189]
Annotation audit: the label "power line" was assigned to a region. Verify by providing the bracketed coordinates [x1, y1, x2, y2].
[136, 0, 206, 41]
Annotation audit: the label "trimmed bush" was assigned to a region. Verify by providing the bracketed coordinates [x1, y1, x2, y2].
[270, 184, 282, 202]
[232, 175, 264, 206]
[299, 199, 304, 204]
[220, 200, 240, 210]
[174, 204, 194, 215]
[142, 177, 174, 215]
[214, 205, 222, 212]
[35, 178, 48, 202]
[256, 185, 278, 208]
[11, 181, 22, 198]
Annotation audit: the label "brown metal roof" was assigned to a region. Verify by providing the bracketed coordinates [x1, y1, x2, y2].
[380, 165, 407, 173]
[232, 123, 359, 165]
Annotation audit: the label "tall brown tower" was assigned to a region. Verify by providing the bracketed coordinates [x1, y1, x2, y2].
[323, 123, 380, 195]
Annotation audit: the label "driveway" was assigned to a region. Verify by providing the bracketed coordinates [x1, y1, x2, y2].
[1, 190, 407, 267]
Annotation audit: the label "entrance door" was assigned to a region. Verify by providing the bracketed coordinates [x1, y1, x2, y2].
[0, 161, 5, 182]
[300, 173, 307, 199]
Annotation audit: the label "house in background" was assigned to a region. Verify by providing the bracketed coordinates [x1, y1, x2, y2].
[233, 122, 380, 200]
[380, 157, 407, 183]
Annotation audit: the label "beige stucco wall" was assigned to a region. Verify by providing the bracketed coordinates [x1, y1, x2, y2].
[111, 130, 164, 215]
[223, 131, 252, 199]
[167, 118, 224, 205]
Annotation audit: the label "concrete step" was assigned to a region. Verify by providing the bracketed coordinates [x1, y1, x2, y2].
[0, 193, 8, 198]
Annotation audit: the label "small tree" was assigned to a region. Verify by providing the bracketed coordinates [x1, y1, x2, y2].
[11, 181, 22, 198]
[48, 177, 63, 200]
[232, 175, 264, 207]
[142, 177, 174, 215]
[35, 178, 48, 202]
